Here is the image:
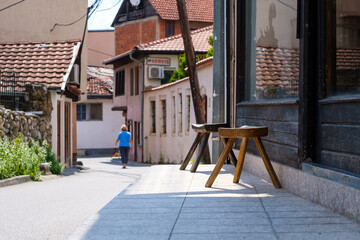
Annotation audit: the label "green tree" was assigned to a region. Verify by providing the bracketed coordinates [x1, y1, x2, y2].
[206, 34, 213, 58]
[169, 32, 214, 83]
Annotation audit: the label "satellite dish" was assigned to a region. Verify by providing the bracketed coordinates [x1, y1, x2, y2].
[130, 0, 141, 6]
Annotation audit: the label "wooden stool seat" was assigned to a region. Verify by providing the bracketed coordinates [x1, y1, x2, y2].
[205, 126, 282, 189]
[180, 123, 237, 172]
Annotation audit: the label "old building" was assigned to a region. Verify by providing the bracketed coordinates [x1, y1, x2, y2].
[104, 26, 212, 162]
[0, 0, 88, 167]
[143, 57, 213, 163]
[77, 67, 124, 155]
[111, 0, 213, 55]
[214, 0, 360, 223]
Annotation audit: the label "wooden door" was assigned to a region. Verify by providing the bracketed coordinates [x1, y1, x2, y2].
[65, 102, 71, 167]
[57, 101, 61, 159]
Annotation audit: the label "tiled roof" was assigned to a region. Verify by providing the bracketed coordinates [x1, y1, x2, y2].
[256, 47, 300, 97]
[87, 66, 113, 95]
[0, 40, 81, 87]
[137, 25, 212, 52]
[104, 26, 213, 65]
[337, 48, 360, 70]
[148, 0, 213, 22]
[255, 47, 360, 98]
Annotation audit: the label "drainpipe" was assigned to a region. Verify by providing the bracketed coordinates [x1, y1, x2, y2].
[129, 51, 144, 162]
[212, 0, 226, 163]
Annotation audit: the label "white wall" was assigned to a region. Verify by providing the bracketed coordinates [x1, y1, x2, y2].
[77, 99, 125, 149]
[143, 60, 213, 163]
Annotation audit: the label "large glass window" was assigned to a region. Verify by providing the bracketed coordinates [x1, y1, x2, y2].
[245, 0, 299, 101]
[327, 0, 360, 96]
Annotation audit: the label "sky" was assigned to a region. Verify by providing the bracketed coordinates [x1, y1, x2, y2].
[88, 0, 123, 30]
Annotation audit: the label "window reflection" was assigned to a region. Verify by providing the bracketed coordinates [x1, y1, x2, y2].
[333, 0, 360, 96]
[245, 0, 299, 101]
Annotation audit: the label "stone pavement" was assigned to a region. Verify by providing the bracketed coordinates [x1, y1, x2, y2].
[68, 164, 360, 240]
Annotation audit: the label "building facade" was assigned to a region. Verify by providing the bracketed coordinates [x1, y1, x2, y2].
[0, 0, 88, 167]
[105, 26, 213, 162]
[143, 58, 213, 163]
[111, 0, 213, 55]
[216, 0, 360, 222]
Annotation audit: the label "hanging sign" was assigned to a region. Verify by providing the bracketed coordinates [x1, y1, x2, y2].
[147, 57, 171, 66]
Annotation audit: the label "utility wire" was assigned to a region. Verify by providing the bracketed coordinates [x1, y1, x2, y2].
[0, 0, 25, 12]
[88, 48, 114, 57]
[97, 0, 121, 12]
[50, 0, 102, 32]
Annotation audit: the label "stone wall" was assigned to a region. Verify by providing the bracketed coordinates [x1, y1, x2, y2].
[0, 108, 52, 144]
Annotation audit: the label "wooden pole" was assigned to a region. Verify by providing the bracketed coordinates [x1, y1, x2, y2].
[176, 0, 211, 163]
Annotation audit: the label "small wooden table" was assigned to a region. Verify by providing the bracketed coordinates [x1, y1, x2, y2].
[205, 126, 282, 188]
[180, 123, 238, 172]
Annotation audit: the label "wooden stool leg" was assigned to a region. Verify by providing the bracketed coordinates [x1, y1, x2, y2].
[205, 138, 236, 188]
[221, 138, 238, 167]
[254, 137, 282, 188]
[180, 133, 203, 170]
[190, 133, 210, 173]
[233, 137, 248, 183]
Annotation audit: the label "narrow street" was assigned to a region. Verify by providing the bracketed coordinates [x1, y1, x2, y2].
[0, 157, 150, 240]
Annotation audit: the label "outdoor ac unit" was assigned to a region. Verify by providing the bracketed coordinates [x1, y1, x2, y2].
[148, 66, 164, 79]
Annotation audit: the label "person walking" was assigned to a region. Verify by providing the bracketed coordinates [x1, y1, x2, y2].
[115, 125, 133, 168]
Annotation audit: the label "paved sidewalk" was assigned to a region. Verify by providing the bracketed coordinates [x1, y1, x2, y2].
[68, 164, 360, 240]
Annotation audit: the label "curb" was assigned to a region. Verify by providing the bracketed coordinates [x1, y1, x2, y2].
[0, 175, 31, 188]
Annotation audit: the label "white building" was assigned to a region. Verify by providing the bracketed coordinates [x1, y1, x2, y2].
[143, 57, 213, 163]
[77, 67, 125, 155]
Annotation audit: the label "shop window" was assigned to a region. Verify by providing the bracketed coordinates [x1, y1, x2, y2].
[76, 103, 102, 121]
[326, 1, 360, 96]
[115, 70, 125, 96]
[244, 0, 299, 101]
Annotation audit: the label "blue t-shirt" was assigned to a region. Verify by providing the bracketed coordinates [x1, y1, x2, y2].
[117, 131, 131, 147]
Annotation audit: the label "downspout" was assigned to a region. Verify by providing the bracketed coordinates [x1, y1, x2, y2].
[129, 51, 144, 163]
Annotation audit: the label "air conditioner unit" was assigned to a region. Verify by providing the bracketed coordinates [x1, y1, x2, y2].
[148, 66, 164, 79]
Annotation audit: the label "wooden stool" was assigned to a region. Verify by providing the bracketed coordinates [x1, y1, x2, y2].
[205, 126, 282, 188]
[180, 123, 238, 172]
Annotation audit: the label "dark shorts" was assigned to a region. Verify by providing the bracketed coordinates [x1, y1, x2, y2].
[119, 147, 130, 164]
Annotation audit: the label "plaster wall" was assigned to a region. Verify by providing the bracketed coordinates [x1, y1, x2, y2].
[143, 61, 213, 163]
[77, 99, 124, 150]
[88, 31, 115, 68]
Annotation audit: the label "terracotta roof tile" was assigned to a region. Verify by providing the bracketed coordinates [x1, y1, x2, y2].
[0, 39, 81, 88]
[138, 25, 212, 52]
[87, 66, 114, 95]
[148, 0, 213, 22]
[256, 47, 360, 98]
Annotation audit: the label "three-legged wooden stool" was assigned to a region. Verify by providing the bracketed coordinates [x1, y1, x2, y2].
[180, 123, 238, 172]
[205, 126, 282, 188]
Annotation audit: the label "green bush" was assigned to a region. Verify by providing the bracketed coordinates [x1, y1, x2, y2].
[0, 135, 63, 181]
[44, 145, 64, 174]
